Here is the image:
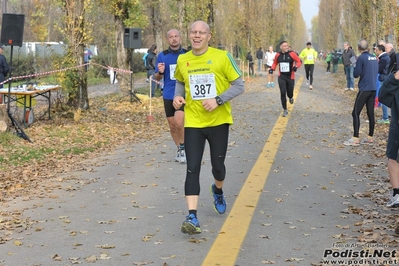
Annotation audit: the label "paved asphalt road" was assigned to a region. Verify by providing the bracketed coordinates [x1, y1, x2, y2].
[0, 64, 393, 266]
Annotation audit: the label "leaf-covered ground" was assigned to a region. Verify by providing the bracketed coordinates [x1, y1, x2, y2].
[0, 90, 168, 200]
[307, 74, 399, 265]
[1, 72, 399, 263]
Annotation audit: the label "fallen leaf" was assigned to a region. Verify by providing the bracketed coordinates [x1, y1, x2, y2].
[261, 260, 275, 264]
[133, 260, 153, 265]
[85, 255, 96, 262]
[13, 240, 23, 246]
[285, 257, 304, 262]
[95, 244, 115, 249]
[99, 253, 111, 260]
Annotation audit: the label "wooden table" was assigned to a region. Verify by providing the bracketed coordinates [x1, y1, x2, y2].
[0, 85, 60, 126]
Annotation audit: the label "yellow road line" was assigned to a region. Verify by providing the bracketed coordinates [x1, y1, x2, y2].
[202, 76, 304, 266]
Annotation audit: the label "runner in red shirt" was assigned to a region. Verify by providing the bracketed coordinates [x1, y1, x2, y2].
[270, 41, 302, 117]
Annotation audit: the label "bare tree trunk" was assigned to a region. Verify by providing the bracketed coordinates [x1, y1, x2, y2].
[177, 0, 187, 47]
[149, 1, 163, 51]
[77, 44, 89, 109]
[63, 0, 90, 110]
[207, 0, 215, 46]
[115, 16, 130, 91]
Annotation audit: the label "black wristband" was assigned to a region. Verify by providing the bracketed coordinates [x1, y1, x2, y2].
[215, 96, 223, 105]
[158, 72, 164, 75]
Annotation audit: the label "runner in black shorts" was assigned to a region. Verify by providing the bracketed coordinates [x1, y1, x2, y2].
[163, 99, 183, 117]
[154, 29, 187, 163]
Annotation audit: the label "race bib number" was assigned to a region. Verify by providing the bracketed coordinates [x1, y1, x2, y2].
[307, 55, 314, 60]
[189, 74, 217, 100]
[280, 62, 290, 73]
[169, 64, 176, 80]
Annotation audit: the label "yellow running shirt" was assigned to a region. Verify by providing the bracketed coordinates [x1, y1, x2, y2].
[299, 48, 318, 64]
[174, 47, 241, 128]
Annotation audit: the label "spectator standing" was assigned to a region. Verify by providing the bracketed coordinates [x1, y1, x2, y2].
[325, 50, 333, 73]
[107, 68, 118, 84]
[343, 40, 378, 146]
[375, 44, 391, 124]
[146, 44, 158, 97]
[0, 45, 9, 89]
[342, 42, 356, 91]
[265, 46, 277, 88]
[246, 51, 254, 76]
[256, 47, 264, 76]
[84, 47, 93, 72]
[143, 49, 150, 82]
[332, 50, 340, 73]
[386, 43, 398, 73]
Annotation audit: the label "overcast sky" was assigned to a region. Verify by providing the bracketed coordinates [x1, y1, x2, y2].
[300, 0, 319, 29]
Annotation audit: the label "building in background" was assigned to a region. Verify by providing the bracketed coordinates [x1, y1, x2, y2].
[2, 42, 98, 58]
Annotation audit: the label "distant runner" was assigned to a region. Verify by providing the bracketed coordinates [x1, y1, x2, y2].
[270, 41, 302, 117]
[299, 42, 318, 90]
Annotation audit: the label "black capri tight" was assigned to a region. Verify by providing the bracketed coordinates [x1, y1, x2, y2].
[184, 124, 229, 196]
[351, 90, 375, 138]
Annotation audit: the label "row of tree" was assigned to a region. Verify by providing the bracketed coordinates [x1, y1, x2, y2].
[4, 0, 309, 65]
[9, 0, 398, 110]
[1, 0, 309, 110]
[312, 0, 399, 54]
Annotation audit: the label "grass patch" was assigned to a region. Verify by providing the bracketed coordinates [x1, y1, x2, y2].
[0, 131, 20, 144]
[62, 146, 96, 155]
[0, 78, 167, 199]
[135, 86, 163, 97]
[0, 146, 56, 166]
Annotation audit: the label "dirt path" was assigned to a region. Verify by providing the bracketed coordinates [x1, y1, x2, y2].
[0, 63, 396, 266]
[87, 76, 148, 98]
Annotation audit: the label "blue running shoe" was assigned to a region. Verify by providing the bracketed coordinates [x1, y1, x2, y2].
[210, 184, 226, 214]
[181, 214, 201, 235]
[271, 83, 274, 88]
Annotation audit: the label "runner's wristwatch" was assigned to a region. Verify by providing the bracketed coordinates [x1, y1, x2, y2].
[215, 96, 223, 105]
